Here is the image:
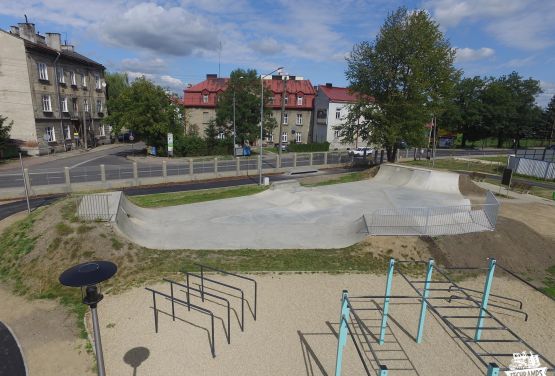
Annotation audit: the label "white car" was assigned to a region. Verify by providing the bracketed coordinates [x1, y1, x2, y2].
[349, 147, 373, 157]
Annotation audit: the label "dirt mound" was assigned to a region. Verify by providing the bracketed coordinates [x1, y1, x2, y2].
[459, 174, 486, 197]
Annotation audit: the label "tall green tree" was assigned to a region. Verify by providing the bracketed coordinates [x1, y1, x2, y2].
[215, 69, 276, 145]
[441, 76, 487, 147]
[0, 114, 13, 154]
[342, 7, 459, 161]
[106, 77, 184, 150]
[105, 72, 129, 107]
[544, 95, 555, 144]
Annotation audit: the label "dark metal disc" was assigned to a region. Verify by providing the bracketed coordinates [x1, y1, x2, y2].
[59, 261, 117, 287]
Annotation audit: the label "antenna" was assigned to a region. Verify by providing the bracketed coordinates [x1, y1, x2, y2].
[24, 14, 28, 23]
[64, 32, 68, 45]
[218, 41, 222, 78]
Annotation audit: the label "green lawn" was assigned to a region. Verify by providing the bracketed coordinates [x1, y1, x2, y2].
[402, 158, 504, 174]
[301, 171, 369, 187]
[128, 185, 268, 207]
[475, 156, 508, 164]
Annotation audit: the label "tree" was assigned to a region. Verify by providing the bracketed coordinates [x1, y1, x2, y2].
[215, 69, 276, 145]
[0, 114, 13, 154]
[342, 7, 459, 161]
[105, 72, 129, 105]
[106, 77, 184, 150]
[544, 95, 555, 144]
[441, 77, 488, 147]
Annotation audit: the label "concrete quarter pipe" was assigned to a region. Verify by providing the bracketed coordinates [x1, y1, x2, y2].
[105, 164, 499, 250]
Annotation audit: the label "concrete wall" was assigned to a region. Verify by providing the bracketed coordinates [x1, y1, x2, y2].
[0, 31, 37, 146]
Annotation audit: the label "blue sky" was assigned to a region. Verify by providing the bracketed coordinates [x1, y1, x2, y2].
[1, 0, 554, 106]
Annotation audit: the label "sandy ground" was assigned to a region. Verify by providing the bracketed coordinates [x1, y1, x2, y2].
[0, 285, 93, 376]
[99, 273, 555, 376]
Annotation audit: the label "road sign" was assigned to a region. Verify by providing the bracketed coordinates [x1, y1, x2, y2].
[502, 168, 513, 186]
[129, 132, 134, 142]
[167, 133, 174, 156]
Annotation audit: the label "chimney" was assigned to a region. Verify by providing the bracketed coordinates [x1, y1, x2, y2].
[17, 22, 36, 42]
[325, 83, 332, 87]
[61, 44, 75, 52]
[206, 74, 217, 80]
[272, 75, 282, 80]
[36, 34, 46, 45]
[288, 75, 296, 80]
[46, 33, 61, 51]
[10, 26, 20, 35]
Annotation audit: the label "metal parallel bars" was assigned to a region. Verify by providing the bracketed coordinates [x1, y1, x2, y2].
[379, 259, 395, 345]
[335, 290, 351, 376]
[416, 259, 434, 343]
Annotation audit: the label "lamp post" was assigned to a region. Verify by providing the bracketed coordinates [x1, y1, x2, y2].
[59, 261, 117, 376]
[233, 76, 244, 157]
[259, 66, 284, 185]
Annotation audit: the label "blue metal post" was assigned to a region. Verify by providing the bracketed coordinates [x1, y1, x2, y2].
[379, 259, 395, 345]
[475, 258, 496, 341]
[486, 363, 500, 376]
[335, 290, 350, 376]
[379, 365, 388, 376]
[416, 258, 434, 343]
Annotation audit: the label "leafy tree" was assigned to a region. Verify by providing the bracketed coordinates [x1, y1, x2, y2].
[543, 95, 555, 144]
[342, 7, 459, 161]
[0, 114, 13, 153]
[441, 77, 488, 147]
[106, 77, 184, 150]
[105, 72, 129, 104]
[215, 69, 276, 145]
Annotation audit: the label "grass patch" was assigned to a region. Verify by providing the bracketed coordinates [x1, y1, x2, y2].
[56, 222, 74, 236]
[484, 178, 554, 200]
[542, 265, 555, 299]
[111, 237, 124, 251]
[128, 185, 268, 208]
[475, 156, 508, 164]
[77, 224, 94, 234]
[301, 171, 369, 187]
[402, 158, 504, 174]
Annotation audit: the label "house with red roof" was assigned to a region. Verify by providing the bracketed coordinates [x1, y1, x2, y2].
[183, 73, 315, 144]
[312, 83, 365, 149]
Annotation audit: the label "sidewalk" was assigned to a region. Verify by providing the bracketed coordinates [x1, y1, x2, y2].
[0, 143, 126, 172]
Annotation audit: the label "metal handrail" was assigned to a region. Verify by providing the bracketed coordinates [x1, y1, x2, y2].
[145, 287, 216, 357]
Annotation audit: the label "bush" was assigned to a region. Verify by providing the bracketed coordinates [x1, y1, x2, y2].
[287, 142, 330, 153]
[173, 135, 232, 157]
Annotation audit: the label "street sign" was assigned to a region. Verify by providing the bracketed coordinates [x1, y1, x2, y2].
[502, 168, 513, 186]
[167, 132, 174, 156]
[129, 132, 134, 142]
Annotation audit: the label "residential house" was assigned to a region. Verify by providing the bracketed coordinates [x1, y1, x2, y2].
[183, 74, 227, 135]
[0, 21, 108, 155]
[312, 83, 365, 149]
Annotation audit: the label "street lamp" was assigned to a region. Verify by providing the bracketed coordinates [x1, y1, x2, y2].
[59, 261, 117, 376]
[233, 76, 244, 157]
[260, 66, 284, 185]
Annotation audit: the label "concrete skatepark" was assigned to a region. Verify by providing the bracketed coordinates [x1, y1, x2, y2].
[79, 164, 499, 250]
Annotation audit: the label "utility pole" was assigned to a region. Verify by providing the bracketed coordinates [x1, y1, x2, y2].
[278, 75, 288, 157]
[19, 153, 31, 214]
[432, 116, 437, 167]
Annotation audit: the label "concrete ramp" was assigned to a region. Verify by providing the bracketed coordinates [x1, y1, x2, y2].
[374, 164, 460, 194]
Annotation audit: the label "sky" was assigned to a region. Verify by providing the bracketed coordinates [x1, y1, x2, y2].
[1, 0, 554, 106]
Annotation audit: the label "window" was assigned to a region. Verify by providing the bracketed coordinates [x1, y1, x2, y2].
[100, 124, 106, 136]
[72, 98, 78, 113]
[203, 94, 209, 103]
[284, 95, 288, 105]
[70, 71, 76, 86]
[61, 97, 68, 112]
[96, 99, 103, 113]
[42, 95, 52, 112]
[45, 127, 56, 142]
[65, 125, 72, 140]
[38, 62, 48, 80]
[83, 99, 89, 112]
[334, 130, 340, 138]
[217, 131, 225, 140]
[335, 109, 341, 119]
[202, 111, 209, 123]
[57, 67, 65, 84]
[268, 96, 275, 104]
[95, 74, 102, 89]
[266, 133, 274, 142]
[297, 95, 303, 105]
[283, 112, 288, 125]
[281, 132, 287, 143]
[296, 113, 303, 125]
[82, 74, 87, 88]
[295, 132, 302, 143]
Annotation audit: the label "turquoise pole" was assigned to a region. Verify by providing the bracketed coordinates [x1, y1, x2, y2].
[486, 363, 500, 376]
[475, 258, 496, 341]
[416, 259, 434, 343]
[379, 365, 389, 375]
[335, 290, 350, 376]
[379, 259, 395, 345]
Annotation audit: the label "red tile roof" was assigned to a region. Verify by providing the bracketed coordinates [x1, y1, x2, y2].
[263, 79, 316, 95]
[186, 78, 229, 93]
[318, 85, 360, 103]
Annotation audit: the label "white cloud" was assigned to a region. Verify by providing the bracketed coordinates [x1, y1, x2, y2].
[249, 38, 281, 56]
[456, 47, 495, 62]
[537, 81, 555, 108]
[500, 56, 536, 68]
[120, 57, 167, 74]
[159, 75, 185, 91]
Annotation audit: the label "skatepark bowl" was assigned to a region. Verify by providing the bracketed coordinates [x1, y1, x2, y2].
[76, 164, 500, 250]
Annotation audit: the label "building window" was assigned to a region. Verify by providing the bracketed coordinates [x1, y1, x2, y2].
[296, 113, 303, 125]
[38, 62, 48, 81]
[203, 94, 209, 103]
[61, 97, 68, 112]
[100, 124, 106, 137]
[83, 99, 89, 112]
[72, 98, 78, 113]
[95, 74, 102, 89]
[70, 72, 76, 86]
[42, 95, 52, 112]
[284, 95, 288, 105]
[268, 96, 274, 104]
[202, 112, 209, 123]
[96, 99, 103, 113]
[266, 133, 274, 142]
[297, 95, 303, 105]
[65, 125, 72, 140]
[82, 74, 87, 88]
[281, 132, 287, 143]
[217, 131, 225, 140]
[295, 132, 302, 143]
[334, 130, 340, 138]
[283, 112, 288, 125]
[336, 109, 341, 119]
[57, 67, 65, 84]
[45, 127, 56, 142]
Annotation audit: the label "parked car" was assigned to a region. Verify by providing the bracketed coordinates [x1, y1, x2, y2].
[547, 145, 555, 150]
[349, 147, 373, 157]
[118, 132, 135, 142]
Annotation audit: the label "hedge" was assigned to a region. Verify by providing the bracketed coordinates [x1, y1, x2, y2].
[287, 142, 330, 153]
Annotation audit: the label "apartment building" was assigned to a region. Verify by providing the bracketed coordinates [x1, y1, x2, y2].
[183, 74, 315, 144]
[312, 83, 365, 149]
[0, 21, 108, 155]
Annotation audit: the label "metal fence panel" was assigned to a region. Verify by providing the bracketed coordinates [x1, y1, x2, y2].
[509, 156, 555, 180]
[76, 194, 112, 221]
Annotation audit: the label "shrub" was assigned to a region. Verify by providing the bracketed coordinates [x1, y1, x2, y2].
[287, 142, 330, 153]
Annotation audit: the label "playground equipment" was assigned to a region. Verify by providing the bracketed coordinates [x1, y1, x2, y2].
[145, 264, 257, 357]
[334, 258, 554, 375]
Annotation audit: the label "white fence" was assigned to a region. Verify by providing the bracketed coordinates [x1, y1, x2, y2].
[508, 156, 555, 180]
